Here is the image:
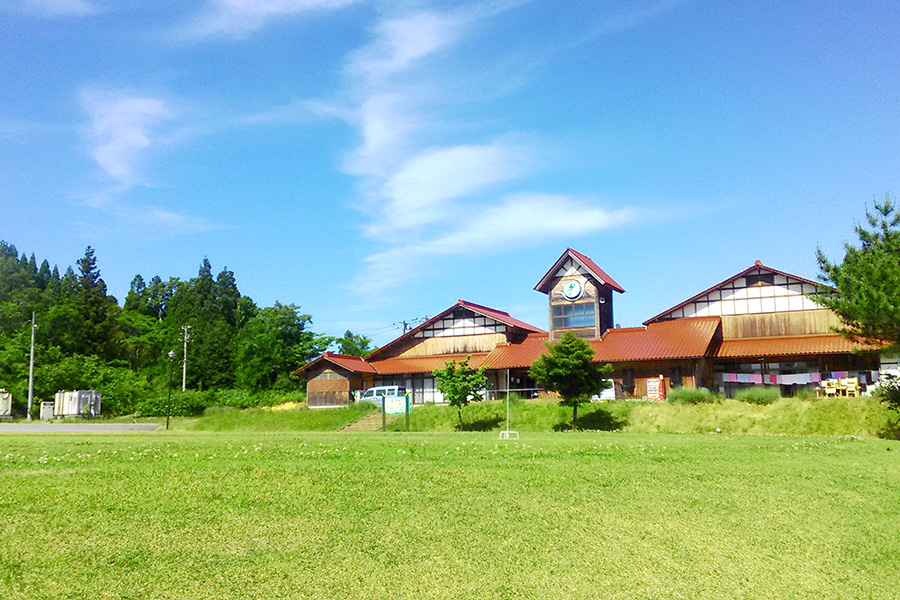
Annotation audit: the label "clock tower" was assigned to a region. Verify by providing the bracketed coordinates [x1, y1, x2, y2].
[534, 248, 625, 341]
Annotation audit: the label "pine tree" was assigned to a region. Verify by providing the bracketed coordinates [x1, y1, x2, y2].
[817, 193, 900, 351]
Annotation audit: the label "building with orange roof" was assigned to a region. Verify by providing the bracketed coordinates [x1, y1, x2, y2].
[296, 250, 879, 405]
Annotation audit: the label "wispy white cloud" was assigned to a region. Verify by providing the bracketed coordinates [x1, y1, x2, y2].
[8, 0, 99, 17]
[184, 0, 361, 40]
[83, 187, 224, 235]
[588, 0, 686, 38]
[371, 141, 530, 234]
[348, 11, 463, 81]
[77, 89, 222, 235]
[344, 92, 423, 178]
[356, 194, 637, 292]
[303, 3, 674, 296]
[423, 194, 636, 254]
[81, 89, 172, 184]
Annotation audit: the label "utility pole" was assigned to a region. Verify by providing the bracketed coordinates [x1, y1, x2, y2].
[182, 324, 191, 391]
[26, 311, 35, 421]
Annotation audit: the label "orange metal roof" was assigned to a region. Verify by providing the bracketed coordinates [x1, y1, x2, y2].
[481, 333, 550, 369]
[369, 353, 490, 375]
[293, 352, 377, 375]
[716, 334, 867, 358]
[534, 247, 625, 294]
[591, 317, 721, 362]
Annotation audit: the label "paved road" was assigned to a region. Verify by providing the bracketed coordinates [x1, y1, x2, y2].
[0, 422, 161, 433]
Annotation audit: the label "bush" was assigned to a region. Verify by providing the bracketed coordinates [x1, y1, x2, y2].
[134, 390, 212, 417]
[874, 373, 900, 411]
[667, 387, 721, 404]
[735, 386, 781, 405]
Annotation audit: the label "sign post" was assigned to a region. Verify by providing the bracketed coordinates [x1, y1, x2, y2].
[647, 375, 666, 401]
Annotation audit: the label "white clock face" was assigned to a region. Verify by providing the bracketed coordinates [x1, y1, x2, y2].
[562, 279, 583, 301]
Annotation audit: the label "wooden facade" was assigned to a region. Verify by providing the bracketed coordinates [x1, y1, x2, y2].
[304, 362, 374, 407]
[720, 309, 840, 339]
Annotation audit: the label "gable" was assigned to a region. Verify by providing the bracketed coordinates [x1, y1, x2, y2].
[413, 307, 508, 339]
[553, 257, 592, 279]
[534, 247, 625, 294]
[645, 262, 827, 323]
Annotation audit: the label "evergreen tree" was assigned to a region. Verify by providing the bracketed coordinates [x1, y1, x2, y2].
[817, 193, 900, 351]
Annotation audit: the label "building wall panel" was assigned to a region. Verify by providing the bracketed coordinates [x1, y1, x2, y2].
[398, 333, 508, 357]
[721, 309, 840, 339]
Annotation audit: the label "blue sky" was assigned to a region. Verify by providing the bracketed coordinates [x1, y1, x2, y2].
[2, 0, 899, 345]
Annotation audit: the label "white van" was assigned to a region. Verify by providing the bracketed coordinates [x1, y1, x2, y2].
[359, 386, 407, 408]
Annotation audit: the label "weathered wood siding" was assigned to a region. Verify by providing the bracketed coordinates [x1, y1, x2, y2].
[721, 309, 840, 339]
[306, 366, 365, 407]
[548, 277, 611, 341]
[609, 359, 706, 398]
[396, 333, 508, 358]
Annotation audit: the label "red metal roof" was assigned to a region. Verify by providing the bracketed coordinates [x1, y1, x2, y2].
[369, 353, 489, 375]
[534, 247, 626, 294]
[293, 352, 377, 376]
[591, 317, 721, 362]
[457, 300, 546, 334]
[481, 333, 550, 369]
[365, 299, 544, 361]
[716, 334, 868, 359]
[644, 261, 833, 325]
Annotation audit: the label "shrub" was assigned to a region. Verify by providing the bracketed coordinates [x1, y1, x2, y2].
[735, 386, 781, 405]
[795, 387, 816, 400]
[873, 373, 900, 411]
[134, 390, 212, 417]
[667, 387, 721, 404]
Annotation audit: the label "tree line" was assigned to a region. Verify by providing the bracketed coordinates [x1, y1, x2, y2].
[0, 242, 372, 416]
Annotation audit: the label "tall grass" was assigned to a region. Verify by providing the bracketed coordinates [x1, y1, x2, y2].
[667, 386, 722, 404]
[627, 396, 900, 437]
[179, 395, 900, 439]
[134, 389, 307, 417]
[734, 385, 781, 404]
[390, 399, 631, 432]
[186, 402, 375, 432]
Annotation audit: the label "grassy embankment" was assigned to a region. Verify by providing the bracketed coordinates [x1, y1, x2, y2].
[381, 396, 899, 438]
[186, 401, 376, 432]
[1, 431, 898, 599]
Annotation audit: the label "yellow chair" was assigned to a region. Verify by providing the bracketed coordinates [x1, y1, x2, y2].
[843, 377, 859, 397]
[823, 379, 838, 398]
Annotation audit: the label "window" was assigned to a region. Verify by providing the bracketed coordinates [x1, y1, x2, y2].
[746, 273, 775, 286]
[552, 302, 595, 329]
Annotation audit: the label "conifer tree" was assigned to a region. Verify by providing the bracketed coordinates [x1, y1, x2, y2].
[817, 193, 900, 351]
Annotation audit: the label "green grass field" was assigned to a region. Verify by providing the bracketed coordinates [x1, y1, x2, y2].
[2, 431, 899, 599]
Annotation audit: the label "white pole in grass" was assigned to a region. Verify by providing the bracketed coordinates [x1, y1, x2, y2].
[500, 368, 518, 439]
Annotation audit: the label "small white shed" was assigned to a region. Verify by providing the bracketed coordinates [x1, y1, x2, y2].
[53, 390, 101, 418]
[0, 389, 11, 419]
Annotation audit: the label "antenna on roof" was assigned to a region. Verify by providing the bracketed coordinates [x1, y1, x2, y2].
[394, 315, 428, 334]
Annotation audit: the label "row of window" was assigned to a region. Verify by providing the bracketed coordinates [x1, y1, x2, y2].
[551, 302, 596, 329]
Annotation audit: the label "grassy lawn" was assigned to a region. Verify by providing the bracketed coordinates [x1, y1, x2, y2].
[1, 431, 898, 599]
